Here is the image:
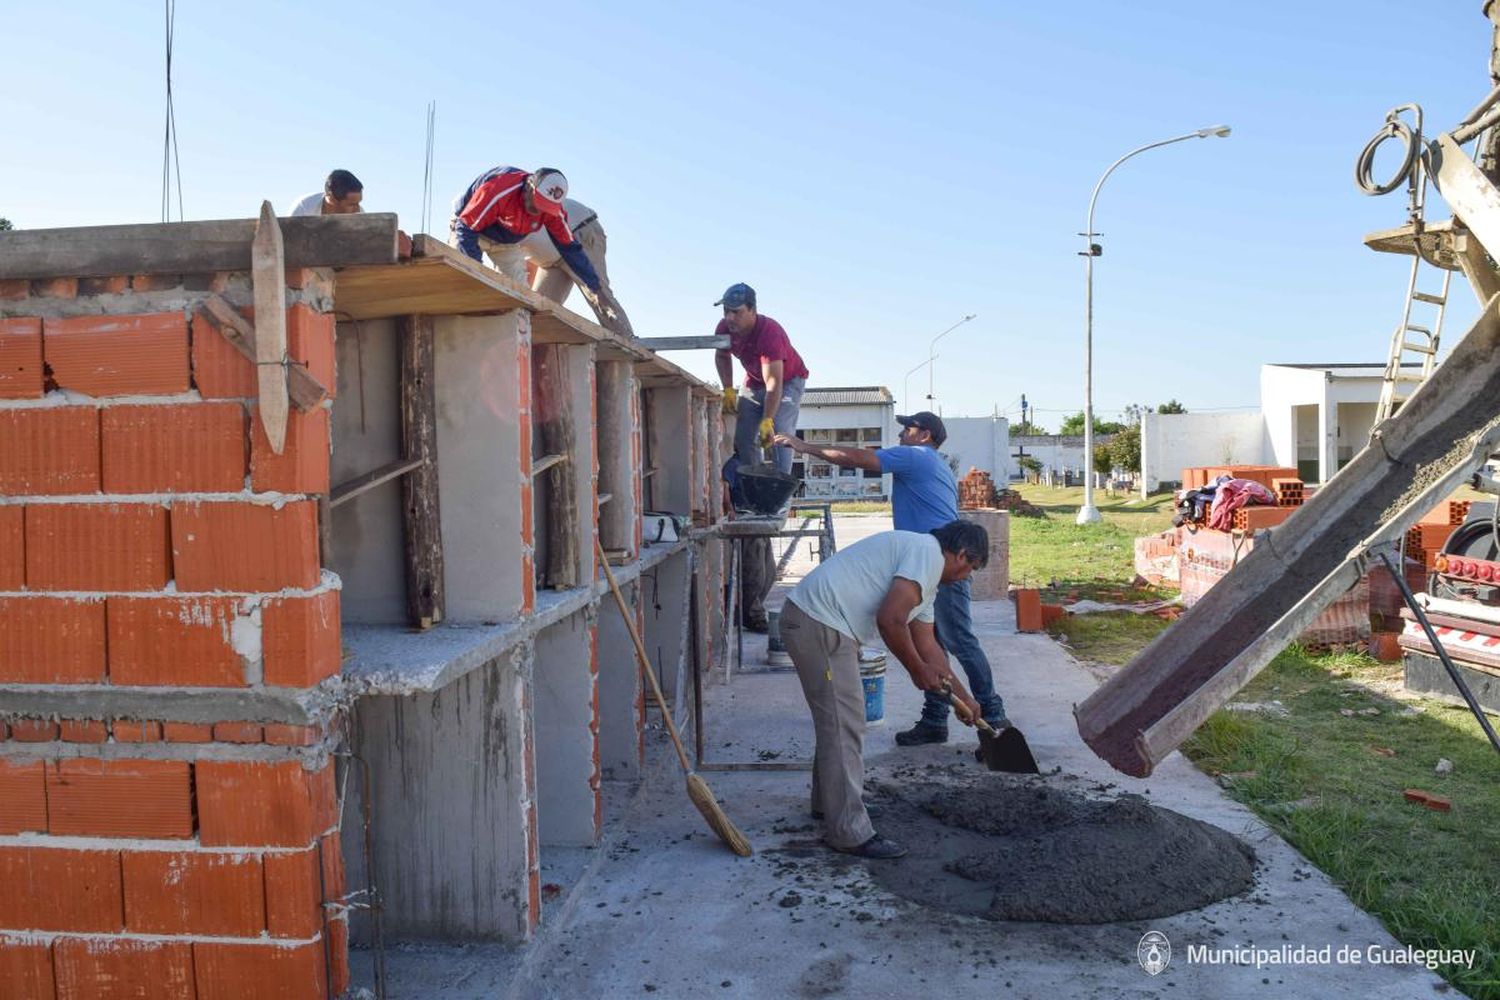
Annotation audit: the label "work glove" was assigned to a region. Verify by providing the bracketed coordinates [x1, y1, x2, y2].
[721, 386, 738, 415]
[758, 417, 775, 449]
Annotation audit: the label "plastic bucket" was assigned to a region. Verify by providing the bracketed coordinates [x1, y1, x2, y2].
[859, 649, 887, 724]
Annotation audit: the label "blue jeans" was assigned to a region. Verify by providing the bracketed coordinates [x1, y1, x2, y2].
[920, 577, 1006, 729]
[734, 378, 805, 474]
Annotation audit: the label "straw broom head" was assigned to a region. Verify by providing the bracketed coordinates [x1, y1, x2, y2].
[686, 773, 753, 857]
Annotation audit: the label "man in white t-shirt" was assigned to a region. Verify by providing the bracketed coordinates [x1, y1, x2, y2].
[780, 520, 986, 859]
[289, 170, 364, 217]
[519, 197, 634, 339]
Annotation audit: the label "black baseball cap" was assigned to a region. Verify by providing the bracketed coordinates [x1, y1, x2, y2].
[714, 283, 756, 310]
[896, 411, 946, 447]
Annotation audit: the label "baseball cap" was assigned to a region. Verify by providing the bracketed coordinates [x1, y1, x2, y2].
[530, 169, 568, 216]
[896, 411, 947, 447]
[714, 283, 756, 310]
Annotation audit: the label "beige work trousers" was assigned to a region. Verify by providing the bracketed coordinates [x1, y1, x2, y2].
[779, 599, 875, 850]
[532, 222, 636, 339]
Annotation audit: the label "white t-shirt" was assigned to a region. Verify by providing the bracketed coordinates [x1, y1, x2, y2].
[289, 192, 325, 217]
[518, 198, 595, 266]
[787, 531, 943, 644]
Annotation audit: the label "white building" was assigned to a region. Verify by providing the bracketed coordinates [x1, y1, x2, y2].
[1139, 362, 1407, 491]
[794, 386, 895, 499]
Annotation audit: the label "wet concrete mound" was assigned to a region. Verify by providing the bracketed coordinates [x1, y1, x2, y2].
[862, 753, 1256, 924]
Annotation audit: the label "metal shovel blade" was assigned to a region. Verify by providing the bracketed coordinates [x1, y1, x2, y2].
[975, 725, 1040, 774]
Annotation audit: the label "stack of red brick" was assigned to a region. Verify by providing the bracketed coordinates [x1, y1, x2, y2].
[1404, 500, 1471, 571]
[958, 468, 997, 510]
[0, 272, 348, 998]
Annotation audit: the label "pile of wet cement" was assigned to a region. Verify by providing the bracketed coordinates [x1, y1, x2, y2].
[859, 756, 1256, 924]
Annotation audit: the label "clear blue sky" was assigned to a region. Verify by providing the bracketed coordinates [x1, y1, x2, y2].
[3, 2, 1493, 429]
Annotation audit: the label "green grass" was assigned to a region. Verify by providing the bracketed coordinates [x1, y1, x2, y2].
[1026, 489, 1500, 998]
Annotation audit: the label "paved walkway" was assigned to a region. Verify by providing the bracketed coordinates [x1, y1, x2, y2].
[366, 515, 1455, 999]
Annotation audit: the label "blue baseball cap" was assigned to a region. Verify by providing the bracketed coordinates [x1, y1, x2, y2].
[714, 283, 756, 310]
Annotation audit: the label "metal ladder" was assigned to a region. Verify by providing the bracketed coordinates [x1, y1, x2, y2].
[1376, 253, 1451, 422]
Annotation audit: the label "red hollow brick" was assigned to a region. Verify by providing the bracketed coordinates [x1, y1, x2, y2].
[54, 938, 194, 1000]
[106, 595, 248, 687]
[30, 277, 77, 299]
[111, 720, 163, 743]
[0, 317, 45, 399]
[288, 304, 336, 398]
[162, 721, 214, 743]
[25, 503, 171, 591]
[171, 500, 320, 591]
[262, 590, 341, 688]
[101, 402, 248, 493]
[251, 404, 330, 494]
[319, 831, 346, 904]
[77, 275, 131, 297]
[0, 759, 47, 833]
[0, 280, 27, 300]
[45, 759, 193, 839]
[123, 850, 266, 936]
[60, 719, 109, 743]
[263, 723, 319, 746]
[0, 406, 101, 495]
[10, 719, 59, 742]
[0, 847, 123, 932]
[196, 759, 330, 848]
[193, 940, 328, 1000]
[0, 938, 54, 999]
[327, 914, 350, 997]
[0, 596, 107, 683]
[43, 312, 191, 397]
[0, 505, 21, 589]
[213, 721, 263, 743]
[192, 311, 258, 399]
[264, 847, 322, 938]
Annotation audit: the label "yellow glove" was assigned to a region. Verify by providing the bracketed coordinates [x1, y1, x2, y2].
[721, 386, 738, 415]
[758, 417, 775, 448]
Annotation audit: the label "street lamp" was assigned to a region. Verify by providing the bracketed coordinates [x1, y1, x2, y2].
[925, 313, 977, 410]
[903, 357, 934, 414]
[1077, 125, 1231, 525]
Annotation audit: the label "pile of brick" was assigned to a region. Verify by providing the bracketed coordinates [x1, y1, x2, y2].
[958, 468, 997, 509]
[1178, 465, 1303, 530]
[0, 273, 348, 996]
[992, 489, 1045, 518]
[1404, 501, 1471, 570]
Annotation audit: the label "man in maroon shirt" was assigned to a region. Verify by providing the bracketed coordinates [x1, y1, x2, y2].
[713, 283, 810, 474]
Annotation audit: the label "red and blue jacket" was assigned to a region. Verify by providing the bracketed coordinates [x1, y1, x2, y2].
[450, 166, 601, 291]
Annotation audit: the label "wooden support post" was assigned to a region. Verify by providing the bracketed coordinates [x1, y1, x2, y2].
[399, 314, 445, 630]
[534, 343, 580, 589]
[251, 202, 289, 454]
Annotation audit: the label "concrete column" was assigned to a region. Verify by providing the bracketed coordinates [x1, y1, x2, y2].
[597, 578, 643, 780]
[642, 549, 690, 715]
[350, 645, 535, 940]
[567, 345, 597, 586]
[534, 610, 600, 846]
[1319, 381, 1337, 485]
[647, 386, 693, 515]
[596, 362, 637, 556]
[433, 313, 527, 622]
[961, 509, 1010, 601]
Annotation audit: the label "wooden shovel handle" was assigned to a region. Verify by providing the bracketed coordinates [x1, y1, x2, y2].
[940, 679, 996, 734]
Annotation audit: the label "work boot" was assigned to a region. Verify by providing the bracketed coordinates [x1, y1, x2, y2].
[894, 721, 947, 747]
[835, 834, 908, 860]
[743, 616, 769, 634]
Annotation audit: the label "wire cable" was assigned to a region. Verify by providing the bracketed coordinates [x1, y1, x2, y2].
[160, 0, 184, 222]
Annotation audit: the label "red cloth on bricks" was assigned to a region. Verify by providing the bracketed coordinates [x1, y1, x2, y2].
[1207, 478, 1276, 532]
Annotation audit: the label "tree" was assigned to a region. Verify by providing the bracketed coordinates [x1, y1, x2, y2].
[0, 218, 12, 232]
[1108, 424, 1142, 473]
[1093, 442, 1114, 475]
[1157, 399, 1187, 414]
[1060, 411, 1125, 436]
[1014, 418, 1048, 436]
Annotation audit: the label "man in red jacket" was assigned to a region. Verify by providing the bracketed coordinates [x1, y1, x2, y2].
[449, 166, 623, 330]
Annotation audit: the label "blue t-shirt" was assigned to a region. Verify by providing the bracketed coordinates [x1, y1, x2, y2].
[876, 445, 958, 532]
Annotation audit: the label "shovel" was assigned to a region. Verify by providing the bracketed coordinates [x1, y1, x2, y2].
[941, 682, 1040, 774]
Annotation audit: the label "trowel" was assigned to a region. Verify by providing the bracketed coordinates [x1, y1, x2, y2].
[942, 682, 1040, 774]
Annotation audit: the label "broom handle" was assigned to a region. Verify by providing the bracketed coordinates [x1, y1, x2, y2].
[596, 538, 695, 774]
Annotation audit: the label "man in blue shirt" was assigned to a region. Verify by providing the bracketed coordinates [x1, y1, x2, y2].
[774, 412, 1007, 741]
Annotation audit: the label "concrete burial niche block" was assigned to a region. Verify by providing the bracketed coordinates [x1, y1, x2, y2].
[960, 508, 1010, 600]
[596, 361, 638, 554]
[330, 317, 406, 623]
[597, 578, 643, 780]
[348, 648, 533, 941]
[533, 611, 599, 847]
[641, 549, 691, 710]
[648, 386, 693, 514]
[433, 314, 526, 622]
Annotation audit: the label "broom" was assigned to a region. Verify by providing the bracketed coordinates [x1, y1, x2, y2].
[595, 538, 753, 857]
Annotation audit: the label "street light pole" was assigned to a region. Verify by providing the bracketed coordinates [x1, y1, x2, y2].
[903, 357, 934, 413]
[926, 313, 977, 409]
[1077, 125, 1231, 525]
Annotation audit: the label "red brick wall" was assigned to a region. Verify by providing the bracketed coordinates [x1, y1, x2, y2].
[0, 274, 346, 999]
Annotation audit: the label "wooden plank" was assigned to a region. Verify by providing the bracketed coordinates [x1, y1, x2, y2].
[399, 315, 445, 630]
[0, 213, 399, 279]
[329, 456, 425, 508]
[533, 343, 579, 589]
[637, 336, 730, 351]
[194, 295, 327, 410]
[252, 202, 289, 454]
[530, 453, 569, 477]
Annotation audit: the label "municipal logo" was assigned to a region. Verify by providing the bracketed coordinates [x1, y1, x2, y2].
[1138, 931, 1171, 976]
